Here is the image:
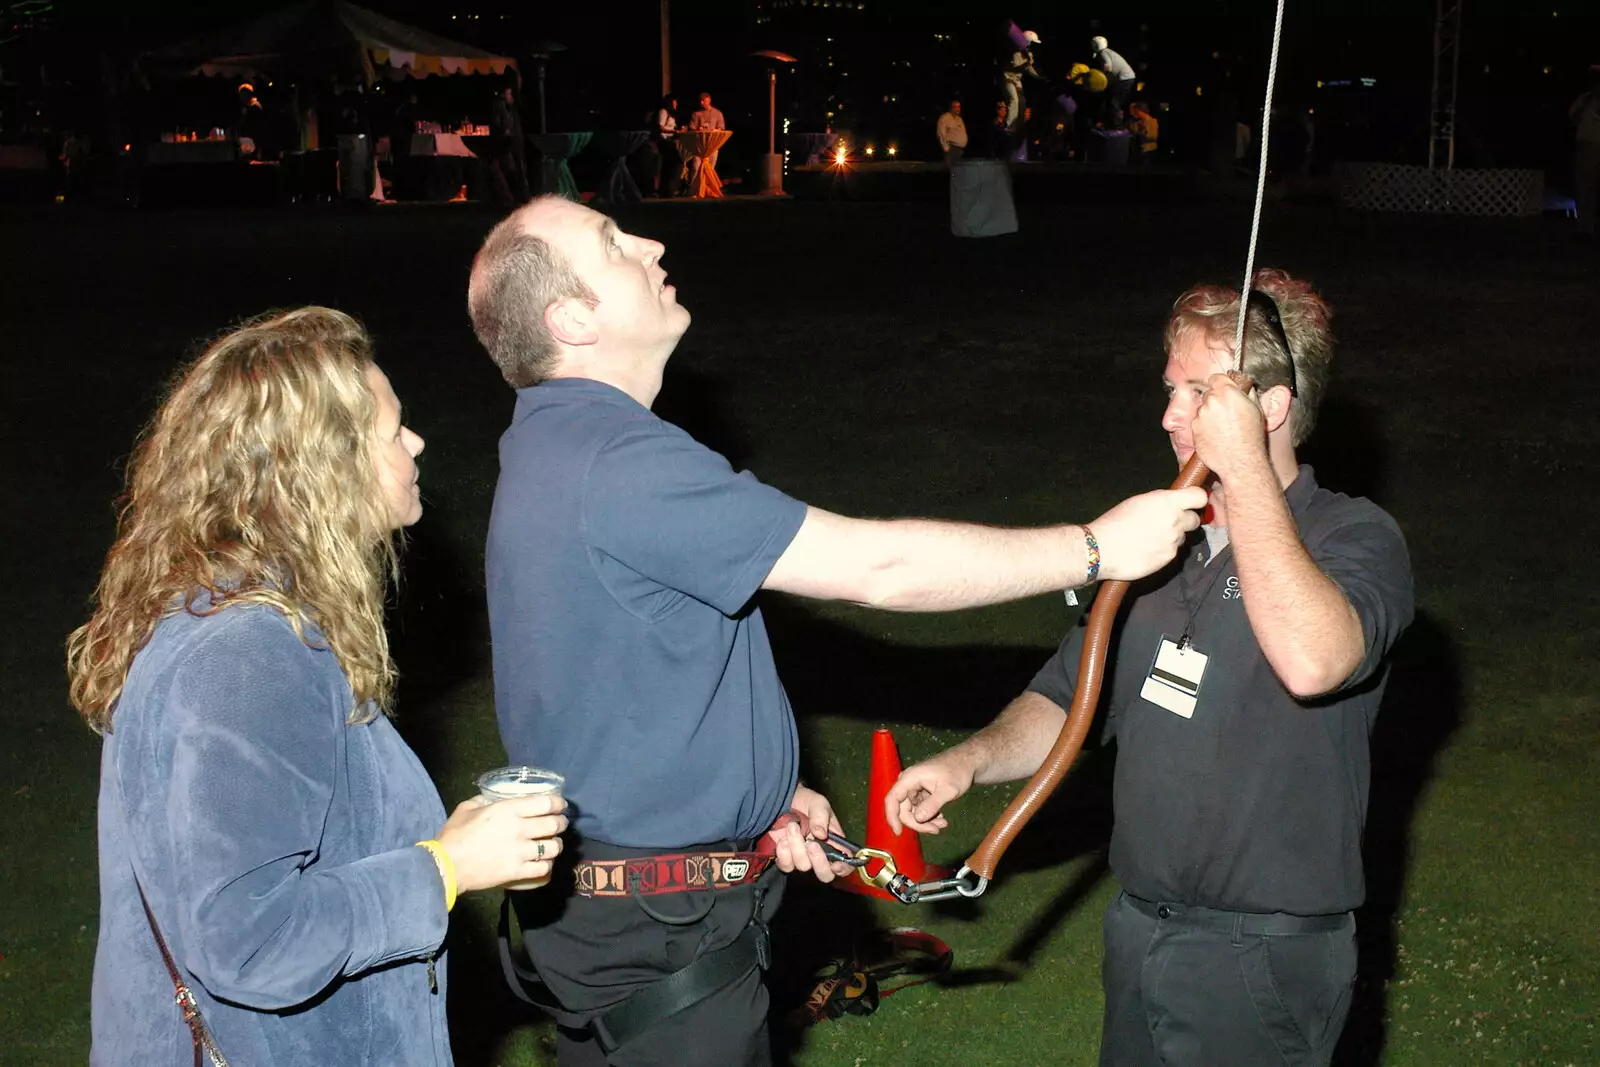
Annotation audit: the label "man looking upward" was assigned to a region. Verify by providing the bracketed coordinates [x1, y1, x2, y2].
[467, 196, 1205, 1067]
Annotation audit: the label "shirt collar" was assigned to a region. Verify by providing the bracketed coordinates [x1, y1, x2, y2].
[516, 376, 648, 414]
[1284, 463, 1320, 517]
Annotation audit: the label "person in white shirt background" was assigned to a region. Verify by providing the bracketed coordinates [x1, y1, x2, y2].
[688, 92, 727, 179]
[1092, 35, 1139, 127]
[937, 99, 968, 165]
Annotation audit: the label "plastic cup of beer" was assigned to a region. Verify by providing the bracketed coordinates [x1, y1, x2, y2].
[477, 766, 565, 890]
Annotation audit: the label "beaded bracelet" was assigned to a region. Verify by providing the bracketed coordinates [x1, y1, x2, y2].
[416, 840, 458, 912]
[1081, 524, 1101, 584]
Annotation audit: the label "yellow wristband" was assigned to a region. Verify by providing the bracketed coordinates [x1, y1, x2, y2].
[416, 840, 458, 912]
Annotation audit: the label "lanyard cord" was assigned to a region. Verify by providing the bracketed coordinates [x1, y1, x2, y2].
[1178, 546, 1234, 649]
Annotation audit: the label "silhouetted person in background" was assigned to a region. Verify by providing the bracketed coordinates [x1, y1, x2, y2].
[644, 95, 681, 197]
[490, 85, 530, 205]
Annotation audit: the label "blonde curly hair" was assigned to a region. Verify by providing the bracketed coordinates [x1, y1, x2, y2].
[67, 307, 400, 732]
[1163, 268, 1334, 447]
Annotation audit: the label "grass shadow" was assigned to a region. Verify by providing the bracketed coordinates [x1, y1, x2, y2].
[939, 849, 1112, 991]
[444, 907, 556, 1067]
[767, 872, 886, 1064]
[1335, 611, 1464, 1066]
[763, 598, 1057, 733]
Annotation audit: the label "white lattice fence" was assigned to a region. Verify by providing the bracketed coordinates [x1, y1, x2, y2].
[1335, 163, 1544, 217]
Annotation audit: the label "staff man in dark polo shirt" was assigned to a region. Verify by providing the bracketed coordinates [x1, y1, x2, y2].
[887, 269, 1414, 1067]
[465, 195, 1206, 1067]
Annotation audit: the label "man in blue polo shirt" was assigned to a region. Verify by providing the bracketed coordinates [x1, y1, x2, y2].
[886, 270, 1414, 1067]
[466, 195, 1207, 1067]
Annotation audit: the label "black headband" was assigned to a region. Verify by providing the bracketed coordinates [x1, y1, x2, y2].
[1245, 289, 1298, 397]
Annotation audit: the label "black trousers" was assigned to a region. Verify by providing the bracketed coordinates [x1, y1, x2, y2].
[489, 146, 530, 205]
[1106, 79, 1136, 125]
[512, 841, 783, 1067]
[1100, 890, 1356, 1067]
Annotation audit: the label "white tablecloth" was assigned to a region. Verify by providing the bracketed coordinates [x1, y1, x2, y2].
[410, 133, 476, 158]
[950, 160, 1017, 237]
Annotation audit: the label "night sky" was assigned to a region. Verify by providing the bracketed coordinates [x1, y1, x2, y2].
[5, 0, 1596, 168]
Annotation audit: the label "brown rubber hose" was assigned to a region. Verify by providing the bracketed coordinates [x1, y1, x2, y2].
[964, 451, 1213, 881]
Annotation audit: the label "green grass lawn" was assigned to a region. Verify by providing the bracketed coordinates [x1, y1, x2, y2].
[1, 197, 1596, 1066]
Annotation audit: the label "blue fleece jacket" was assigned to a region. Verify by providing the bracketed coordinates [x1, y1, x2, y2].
[91, 601, 453, 1065]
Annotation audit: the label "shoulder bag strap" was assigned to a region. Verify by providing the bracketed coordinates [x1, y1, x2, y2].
[134, 877, 231, 1067]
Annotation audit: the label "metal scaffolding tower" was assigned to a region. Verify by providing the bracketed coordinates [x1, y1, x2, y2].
[1428, 0, 1464, 170]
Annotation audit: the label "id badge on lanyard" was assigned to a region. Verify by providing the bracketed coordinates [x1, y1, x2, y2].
[1140, 636, 1209, 719]
[1141, 542, 1230, 718]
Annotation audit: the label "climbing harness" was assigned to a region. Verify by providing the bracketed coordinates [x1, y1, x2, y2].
[792, 927, 954, 1027]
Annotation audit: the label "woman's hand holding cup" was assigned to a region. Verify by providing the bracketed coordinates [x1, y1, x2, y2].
[437, 773, 568, 893]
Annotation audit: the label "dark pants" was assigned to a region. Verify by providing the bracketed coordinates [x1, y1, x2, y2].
[513, 842, 783, 1067]
[643, 140, 682, 196]
[1100, 891, 1356, 1067]
[1106, 79, 1136, 127]
[490, 144, 530, 205]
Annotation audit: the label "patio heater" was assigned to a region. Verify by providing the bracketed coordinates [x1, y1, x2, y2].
[749, 50, 797, 196]
[528, 40, 567, 134]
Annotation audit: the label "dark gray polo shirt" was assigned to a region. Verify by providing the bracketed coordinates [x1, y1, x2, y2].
[486, 379, 807, 849]
[1028, 466, 1413, 915]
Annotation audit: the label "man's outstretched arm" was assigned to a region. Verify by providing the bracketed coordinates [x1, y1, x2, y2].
[763, 486, 1204, 612]
[883, 690, 1068, 835]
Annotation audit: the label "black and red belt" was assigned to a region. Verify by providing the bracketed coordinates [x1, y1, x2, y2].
[573, 851, 775, 898]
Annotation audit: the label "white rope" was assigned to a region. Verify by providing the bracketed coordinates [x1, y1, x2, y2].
[1231, 0, 1289, 366]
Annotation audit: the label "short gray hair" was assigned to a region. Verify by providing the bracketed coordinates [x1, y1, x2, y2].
[467, 203, 597, 388]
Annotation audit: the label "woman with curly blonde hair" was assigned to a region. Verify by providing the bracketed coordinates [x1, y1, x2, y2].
[70, 307, 567, 1066]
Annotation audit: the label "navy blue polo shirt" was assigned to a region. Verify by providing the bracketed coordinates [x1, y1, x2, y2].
[486, 379, 807, 849]
[1028, 466, 1413, 915]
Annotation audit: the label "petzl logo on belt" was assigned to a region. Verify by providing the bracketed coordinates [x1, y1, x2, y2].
[722, 858, 751, 881]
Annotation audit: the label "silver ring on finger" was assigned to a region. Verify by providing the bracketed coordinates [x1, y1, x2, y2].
[533, 839, 546, 860]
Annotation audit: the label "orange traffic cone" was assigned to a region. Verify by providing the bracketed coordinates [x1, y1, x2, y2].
[834, 728, 950, 900]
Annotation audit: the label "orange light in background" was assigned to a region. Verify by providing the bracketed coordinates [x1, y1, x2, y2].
[865, 145, 875, 156]
[834, 144, 848, 166]
[887, 145, 897, 156]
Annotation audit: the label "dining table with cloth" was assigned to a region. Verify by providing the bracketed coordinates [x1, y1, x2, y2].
[528, 132, 592, 201]
[396, 133, 483, 201]
[678, 129, 733, 198]
[949, 158, 1017, 237]
[409, 133, 476, 158]
[590, 130, 651, 204]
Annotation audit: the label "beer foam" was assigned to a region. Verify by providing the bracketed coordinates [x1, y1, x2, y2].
[482, 779, 559, 797]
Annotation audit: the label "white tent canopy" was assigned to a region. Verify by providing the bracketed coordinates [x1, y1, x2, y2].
[146, 0, 517, 81]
